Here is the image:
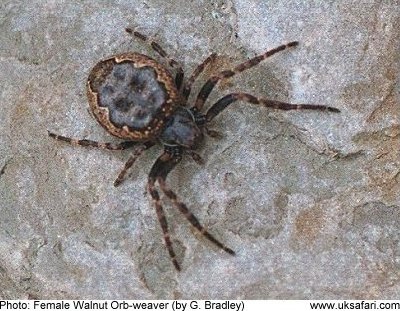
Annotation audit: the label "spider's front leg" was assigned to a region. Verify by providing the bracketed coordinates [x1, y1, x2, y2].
[147, 147, 235, 271]
[205, 92, 340, 122]
[147, 151, 183, 271]
[182, 53, 217, 99]
[157, 177, 235, 256]
[189, 107, 224, 140]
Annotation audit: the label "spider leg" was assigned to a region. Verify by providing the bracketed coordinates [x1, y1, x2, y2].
[48, 131, 137, 150]
[114, 141, 155, 187]
[148, 151, 183, 271]
[206, 92, 340, 122]
[185, 150, 205, 165]
[125, 28, 184, 89]
[182, 53, 217, 99]
[205, 128, 223, 138]
[151, 148, 235, 256]
[194, 41, 299, 111]
[157, 177, 235, 256]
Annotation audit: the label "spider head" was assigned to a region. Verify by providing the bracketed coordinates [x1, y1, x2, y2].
[160, 107, 203, 149]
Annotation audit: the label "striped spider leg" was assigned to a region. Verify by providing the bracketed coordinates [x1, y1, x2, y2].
[147, 148, 235, 271]
[48, 131, 154, 187]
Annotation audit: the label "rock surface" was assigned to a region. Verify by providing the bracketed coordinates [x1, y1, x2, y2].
[0, 0, 399, 299]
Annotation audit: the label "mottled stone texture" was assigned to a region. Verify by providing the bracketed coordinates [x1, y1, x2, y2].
[0, 0, 399, 299]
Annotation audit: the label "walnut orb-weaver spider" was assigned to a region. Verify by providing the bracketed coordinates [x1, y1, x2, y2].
[48, 28, 340, 271]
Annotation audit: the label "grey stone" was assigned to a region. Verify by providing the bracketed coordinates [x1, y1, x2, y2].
[0, 0, 399, 299]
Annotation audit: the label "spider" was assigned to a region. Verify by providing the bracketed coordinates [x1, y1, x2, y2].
[48, 28, 340, 271]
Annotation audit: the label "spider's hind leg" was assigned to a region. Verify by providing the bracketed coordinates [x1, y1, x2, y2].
[114, 141, 155, 187]
[48, 131, 137, 150]
[126, 28, 184, 89]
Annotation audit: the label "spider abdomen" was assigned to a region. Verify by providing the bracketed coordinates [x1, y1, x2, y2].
[87, 53, 180, 141]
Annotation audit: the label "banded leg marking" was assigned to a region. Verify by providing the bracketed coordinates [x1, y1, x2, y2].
[114, 142, 155, 187]
[147, 179, 181, 271]
[125, 28, 184, 89]
[48, 131, 137, 150]
[182, 53, 217, 99]
[194, 41, 299, 111]
[147, 152, 182, 270]
[157, 178, 235, 256]
[206, 92, 340, 122]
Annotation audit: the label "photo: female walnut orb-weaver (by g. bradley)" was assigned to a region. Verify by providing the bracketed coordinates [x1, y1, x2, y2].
[48, 28, 340, 271]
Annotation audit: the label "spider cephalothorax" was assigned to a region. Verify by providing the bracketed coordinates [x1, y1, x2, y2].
[48, 28, 340, 271]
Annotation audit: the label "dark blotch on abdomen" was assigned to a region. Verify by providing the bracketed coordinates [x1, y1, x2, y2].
[98, 63, 167, 129]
